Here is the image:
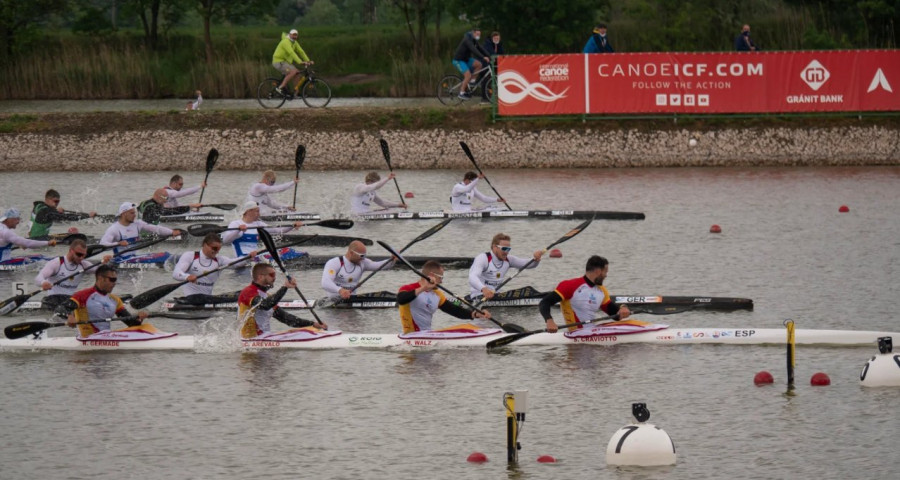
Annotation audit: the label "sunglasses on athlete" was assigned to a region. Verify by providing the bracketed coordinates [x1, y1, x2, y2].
[352, 249, 366, 258]
[104, 276, 118, 282]
[496, 246, 512, 252]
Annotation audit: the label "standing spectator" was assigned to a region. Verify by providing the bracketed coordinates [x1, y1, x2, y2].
[483, 31, 505, 56]
[583, 23, 614, 53]
[735, 24, 758, 51]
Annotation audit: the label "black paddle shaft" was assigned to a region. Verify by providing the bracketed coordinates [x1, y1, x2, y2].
[379, 139, 405, 204]
[459, 141, 511, 210]
[258, 228, 325, 326]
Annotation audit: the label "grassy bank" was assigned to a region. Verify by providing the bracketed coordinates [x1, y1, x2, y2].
[0, 25, 464, 100]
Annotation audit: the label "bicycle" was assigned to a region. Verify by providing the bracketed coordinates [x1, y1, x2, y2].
[437, 63, 495, 106]
[257, 64, 332, 109]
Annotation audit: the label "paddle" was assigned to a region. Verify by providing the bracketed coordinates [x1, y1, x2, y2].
[258, 227, 325, 327]
[292, 144, 305, 209]
[317, 218, 454, 308]
[4, 312, 213, 340]
[379, 139, 405, 205]
[0, 236, 170, 316]
[459, 141, 511, 210]
[186, 219, 353, 237]
[199, 204, 237, 211]
[128, 235, 319, 309]
[376, 240, 525, 334]
[486, 313, 626, 349]
[473, 217, 594, 308]
[197, 148, 218, 204]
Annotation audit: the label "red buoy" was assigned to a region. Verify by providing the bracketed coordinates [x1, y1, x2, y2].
[549, 248, 562, 258]
[838, 205, 849, 213]
[67, 227, 80, 234]
[537, 455, 557, 463]
[754, 371, 774, 385]
[709, 224, 722, 233]
[405, 192, 415, 198]
[467, 452, 488, 463]
[810, 372, 831, 386]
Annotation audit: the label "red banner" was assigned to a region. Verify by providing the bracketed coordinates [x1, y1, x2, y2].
[497, 51, 900, 115]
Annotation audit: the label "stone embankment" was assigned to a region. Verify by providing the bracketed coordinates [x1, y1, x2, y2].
[2, 115, 898, 171]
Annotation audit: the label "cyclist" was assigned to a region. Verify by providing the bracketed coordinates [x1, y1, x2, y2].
[452, 29, 491, 100]
[271, 28, 313, 97]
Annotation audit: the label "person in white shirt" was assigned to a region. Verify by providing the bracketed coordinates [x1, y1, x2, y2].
[246, 170, 298, 214]
[99, 202, 182, 255]
[171, 233, 254, 305]
[34, 238, 107, 309]
[468, 233, 542, 300]
[450, 171, 503, 212]
[163, 174, 205, 208]
[321, 240, 394, 300]
[0, 207, 56, 263]
[220, 201, 301, 257]
[350, 172, 407, 214]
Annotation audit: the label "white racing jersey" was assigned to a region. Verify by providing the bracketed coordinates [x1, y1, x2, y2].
[172, 250, 235, 296]
[468, 251, 537, 297]
[99, 221, 173, 255]
[0, 224, 49, 262]
[450, 179, 498, 212]
[321, 255, 394, 298]
[349, 178, 403, 214]
[34, 256, 95, 296]
[246, 181, 294, 214]
[164, 185, 201, 208]
[220, 220, 292, 257]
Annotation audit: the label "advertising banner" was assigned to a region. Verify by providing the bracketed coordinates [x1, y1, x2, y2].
[497, 51, 900, 116]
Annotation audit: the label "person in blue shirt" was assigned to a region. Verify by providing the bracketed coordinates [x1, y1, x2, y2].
[734, 24, 758, 51]
[583, 23, 614, 53]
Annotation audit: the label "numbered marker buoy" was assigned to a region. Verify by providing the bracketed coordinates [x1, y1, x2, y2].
[606, 403, 676, 467]
[860, 337, 900, 387]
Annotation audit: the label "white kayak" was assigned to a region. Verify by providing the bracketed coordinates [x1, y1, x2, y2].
[2, 327, 897, 351]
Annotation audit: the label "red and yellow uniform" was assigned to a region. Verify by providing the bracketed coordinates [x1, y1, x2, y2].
[67, 286, 127, 337]
[397, 281, 475, 334]
[238, 282, 313, 339]
[539, 276, 619, 331]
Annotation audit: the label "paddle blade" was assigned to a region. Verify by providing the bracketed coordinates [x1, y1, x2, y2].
[258, 228, 286, 271]
[312, 219, 354, 230]
[201, 204, 237, 211]
[0, 294, 33, 316]
[549, 218, 593, 249]
[58, 233, 88, 245]
[295, 145, 306, 170]
[206, 148, 219, 173]
[130, 282, 186, 309]
[5, 321, 63, 340]
[486, 330, 538, 349]
[187, 224, 226, 237]
[379, 139, 392, 169]
[86, 244, 107, 257]
[459, 141, 476, 163]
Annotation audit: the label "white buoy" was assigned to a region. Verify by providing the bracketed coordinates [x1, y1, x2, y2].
[606, 403, 676, 466]
[860, 337, 900, 387]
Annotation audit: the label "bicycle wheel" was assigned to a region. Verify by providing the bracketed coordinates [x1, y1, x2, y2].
[302, 78, 332, 108]
[257, 78, 287, 109]
[437, 75, 464, 106]
[482, 75, 495, 103]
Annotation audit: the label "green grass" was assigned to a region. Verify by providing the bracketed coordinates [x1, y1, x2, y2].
[0, 114, 39, 133]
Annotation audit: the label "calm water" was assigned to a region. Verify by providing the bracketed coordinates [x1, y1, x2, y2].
[1, 167, 899, 479]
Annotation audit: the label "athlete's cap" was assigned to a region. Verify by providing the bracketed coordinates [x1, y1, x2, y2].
[289, 29, 299, 35]
[116, 202, 137, 217]
[242, 201, 260, 214]
[0, 207, 21, 221]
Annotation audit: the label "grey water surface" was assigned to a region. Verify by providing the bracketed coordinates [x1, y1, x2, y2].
[1, 166, 899, 479]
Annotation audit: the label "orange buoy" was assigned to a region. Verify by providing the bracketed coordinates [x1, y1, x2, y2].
[753, 371, 774, 385]
[537, 455, 557, 463]
[405, 192, 415, 198]
[709, 224, 722, 233]
[838, 205, 849, 213]
[549, 249, 562, 258]
[467, 452, 488, 463]
[67, 227, 80, 234]
[810, 372, 831, 386]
